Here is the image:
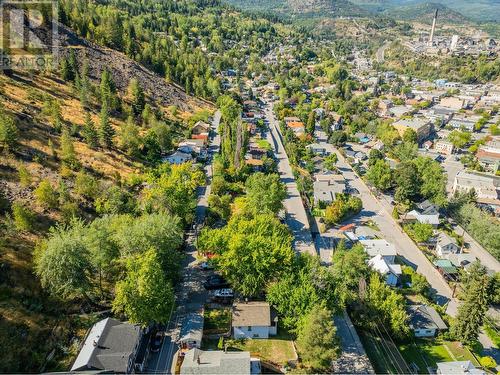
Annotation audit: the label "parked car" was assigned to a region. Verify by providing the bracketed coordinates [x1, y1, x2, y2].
[150, 331, 164, 353]
[204, 275, 229, 290]
[200, 261, 214, 271]
[213, 288, 234, 298]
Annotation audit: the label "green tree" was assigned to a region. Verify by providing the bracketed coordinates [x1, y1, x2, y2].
[331, 244, 371, 308]
[129, 78, 146, 117]
[324, 153, 338, 171]
[366, 159, 392, 191]
[451, 261, 489, 344]
[366, 274, 410, 339]
[82, 112, 99, 148]
[407, 222, 434, 243]
[34, 179, 58, 209]
[199, 214, 295, 297]
[113, 248, 175, 325]
[448, 130, 472, 149]
[0, 109, 18, 150]
[74, 171, 100, 200]
[95, 185, 136, 215]
[394, 162, 420, 203]
[402, 128, 417, 143]
[99, 102, 114, 148]
[119, 116, 141, 156]
[11, 202, 34, 231]
[245, 172, 286, 215]
[368, 149, 384, 167]
[60, 128, 79, 169]
[17, 164, 32, 187]
[297, 306, 339, 371]
[33, 220, 94, 300]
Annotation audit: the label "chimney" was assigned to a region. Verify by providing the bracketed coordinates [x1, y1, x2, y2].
[429, 9, 438, 46]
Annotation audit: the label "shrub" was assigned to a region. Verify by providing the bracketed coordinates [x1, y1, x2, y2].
[18, 165, 32, 187]
[34, 179, 58, 209]
[12, 202, 34, 231]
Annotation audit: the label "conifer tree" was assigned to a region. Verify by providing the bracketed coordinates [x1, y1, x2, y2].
[451, 261, 489, 344]
[82, 112, 99, 149]
[60, 128, 78, 169]
[99, 103, 114, 148]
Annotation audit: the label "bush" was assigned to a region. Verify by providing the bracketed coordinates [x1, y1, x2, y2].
[18, 165, 32, 187]
[324, 194, 363, 226]
[74, 171, 100, 200]
[34, 179, 58, 209]
[12, 202, 34, 231]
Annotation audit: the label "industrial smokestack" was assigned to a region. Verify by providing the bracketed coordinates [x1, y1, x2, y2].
[429, 9, 438, 46]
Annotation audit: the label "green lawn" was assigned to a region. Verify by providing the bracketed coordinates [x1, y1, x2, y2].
[202, 331, 296, 366]
[203, 308, 231, 334]
[484, 323, 500, 348]
[399, 339, 480, 374]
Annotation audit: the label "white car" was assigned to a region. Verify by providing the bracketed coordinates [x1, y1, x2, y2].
[213, 288, 234, 298]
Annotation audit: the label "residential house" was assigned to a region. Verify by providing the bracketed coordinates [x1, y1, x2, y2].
[359, 239, 397, 263]
[436, 361, 485, 375]
[393, 118, 433, 143]
[306, 143, 328, 156]
[163, 151, 193, 165]
[71, 318, 149, 373]
[178, 139, 207, 158]
[329, 112, 343, 131]
[408, 305, 448, 337]
[448, 253, 477, 269]
[179, 311, 204, 350]
[439, 97, 465, 110]
[448, 116, 479, 132]
[285, 120, 306, 136]
[406, 200, 440, 226]
[378, 99, 393, 116]
[313, 174, 346, 205]
[435, 140, 454, 155]
[433, 259, 459, 280]
[435, 232, 461, 257]
[369, 254, 402, 286]
[389, 105, 413, 119]
[191, 121, 211, 136]
[180, 348, 260, 375]
[232, 302, 278, 339]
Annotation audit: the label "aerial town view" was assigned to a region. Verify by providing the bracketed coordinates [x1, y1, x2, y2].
[0, 0, 499, 374]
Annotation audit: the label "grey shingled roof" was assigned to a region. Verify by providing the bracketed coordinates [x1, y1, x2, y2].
[71, 318, 141, 373]
[232, 302, 271, 327]
[408, 305, 448, 331]
[180, 348, 251, 375]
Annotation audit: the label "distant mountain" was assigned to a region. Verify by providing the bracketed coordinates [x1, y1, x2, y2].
[350, 0, 500, 22]
[382, 2, 468, 23]
[225, 0, 369, 18]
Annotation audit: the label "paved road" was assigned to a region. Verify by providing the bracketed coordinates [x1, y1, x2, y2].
[375, 41, 390, 64]
[265, 105, 316, 256]
[314, 127, 454, 306]
[145, 111, 221, 374]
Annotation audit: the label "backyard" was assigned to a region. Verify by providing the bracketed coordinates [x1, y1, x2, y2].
[202, 331, 297, 366]
[399, 339, 480, 374]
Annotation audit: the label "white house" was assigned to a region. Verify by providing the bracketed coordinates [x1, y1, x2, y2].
[369, 254, 402, 286]
[408, 304, 448, 338]
[436, 232, 461, 257]
[306, 143, 328, 156]
[407, 200, 440, 226]
[179, 311, 204, 350]
[163, 151, 193, 165]
[232, 302, 278, 339]
[359, 239, 397, 263]
[436, 361, 485, 375]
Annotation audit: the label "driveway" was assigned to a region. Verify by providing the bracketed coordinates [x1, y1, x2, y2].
[265, 105, 316, 256]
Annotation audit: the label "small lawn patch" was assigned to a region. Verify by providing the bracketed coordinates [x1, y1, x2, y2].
[203, 308, 231, 334]
[227, 331, 296, 366]
[399, 339, 480, 374]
